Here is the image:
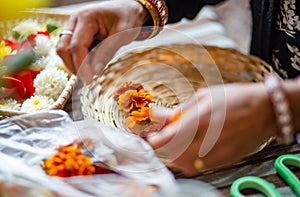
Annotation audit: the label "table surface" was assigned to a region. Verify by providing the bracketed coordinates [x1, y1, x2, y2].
[64, 82, 300, 197]
[190, 143, 300, 196]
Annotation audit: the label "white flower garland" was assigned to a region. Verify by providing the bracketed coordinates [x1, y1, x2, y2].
[1, 19, 70, 112]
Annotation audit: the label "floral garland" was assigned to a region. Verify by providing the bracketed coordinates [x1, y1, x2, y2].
[0, 19, 70, 112]
[114, 82, 164, 136]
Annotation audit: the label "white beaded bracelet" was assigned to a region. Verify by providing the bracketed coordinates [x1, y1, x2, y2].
[264, 74, 295, 145]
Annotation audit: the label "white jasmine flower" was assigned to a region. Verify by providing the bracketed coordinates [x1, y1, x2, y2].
[45, 54, 64, 69]
[0, 98, 21, 110]
[21, 95, 54, 112]
[31, 56, 51, 70]
[34, 67, 68, 100]
[44, 54, 71, 75]
[34, 35, 56, 57]
[12, 19, 43, 39]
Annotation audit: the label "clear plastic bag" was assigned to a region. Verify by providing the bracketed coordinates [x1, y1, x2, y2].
[0, 110, 222, 197]
[0, 110, 176, 197]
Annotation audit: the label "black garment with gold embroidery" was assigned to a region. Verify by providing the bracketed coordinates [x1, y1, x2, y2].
[165, 0, 300, 78]
[272, 0, 300, 78]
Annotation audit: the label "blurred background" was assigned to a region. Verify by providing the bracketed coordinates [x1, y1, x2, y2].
[0, 0, 251, 53]
[50, 0, 252, 53]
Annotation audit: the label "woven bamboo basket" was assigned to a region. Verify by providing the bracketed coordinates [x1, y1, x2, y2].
[81, 44, 275, 127]
[80, 43, 276, 171]
[0, 9, 77, 119]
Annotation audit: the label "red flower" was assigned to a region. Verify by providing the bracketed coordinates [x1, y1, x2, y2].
[0, 77, 26, 99]
[28, 31, 50, 46]
[1, 39, 21, 50]
[0, 69, 41, 100]
[13, 69, 41, 99]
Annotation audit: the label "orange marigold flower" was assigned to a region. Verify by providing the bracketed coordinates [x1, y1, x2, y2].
[117, 89, 136, 113]
[114, 81, 144, 101]
[131, 89, 154, 108]
[117, 89, 154, 113]
[42, 145, 95, 177]
[118, 89, 154, 112]
[115, 81, 165, 136]
[130, 106, 151, 122]
[125, 116, 149, 136]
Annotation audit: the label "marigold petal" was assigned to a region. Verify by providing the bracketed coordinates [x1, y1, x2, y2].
[131, 107, 151, 122]
[114, 81, 143, 101]
[118, 90, 136, 112]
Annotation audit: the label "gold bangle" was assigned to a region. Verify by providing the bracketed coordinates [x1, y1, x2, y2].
[135, 0, 168, 40]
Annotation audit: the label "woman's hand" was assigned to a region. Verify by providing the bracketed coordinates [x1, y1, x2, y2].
[56, 0, 149, 84]
[147, 83, 277, 176]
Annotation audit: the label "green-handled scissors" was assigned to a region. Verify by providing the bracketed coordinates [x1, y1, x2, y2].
[230, 154, 300, 197]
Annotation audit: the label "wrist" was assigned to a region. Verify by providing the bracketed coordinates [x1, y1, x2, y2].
[131, 0, 150, 24]
[283, 78, 300, 131]
[134, 0, 168, 40]
[252, 84, 278, 139]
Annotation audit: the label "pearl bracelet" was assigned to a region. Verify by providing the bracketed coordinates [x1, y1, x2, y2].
[135, 0, 168, 40]
[264, 74, 295, 145]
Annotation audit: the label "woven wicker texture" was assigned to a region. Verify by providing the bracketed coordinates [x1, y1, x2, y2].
[81, 44, 275, 133]
[0, 10, 77, 119]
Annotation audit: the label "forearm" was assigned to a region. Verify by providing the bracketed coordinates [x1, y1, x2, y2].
[165, 0, 225, 23]
[283, 80, 300, 131]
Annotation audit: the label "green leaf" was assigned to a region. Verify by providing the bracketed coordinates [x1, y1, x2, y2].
[12, 31, 21, 40]
[46, 20, 58, 33]
[3, 50, 35, 75]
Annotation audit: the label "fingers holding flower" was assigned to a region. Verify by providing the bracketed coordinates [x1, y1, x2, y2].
[147, 84, 278, 176]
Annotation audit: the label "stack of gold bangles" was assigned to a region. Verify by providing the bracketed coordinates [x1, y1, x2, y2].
[135, 0, 168, 40]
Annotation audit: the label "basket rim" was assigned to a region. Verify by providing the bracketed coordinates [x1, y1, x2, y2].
[0, 75, 77, 117]
[24, 8, 74, 17]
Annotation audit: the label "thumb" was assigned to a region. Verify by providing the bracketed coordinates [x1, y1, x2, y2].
[146, 122, 178, 149]
[147, 106, 183, 149]
[150, 105, 176, 124]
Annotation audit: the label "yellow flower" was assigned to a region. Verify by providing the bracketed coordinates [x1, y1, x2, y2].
[0, 41, 13, 62]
